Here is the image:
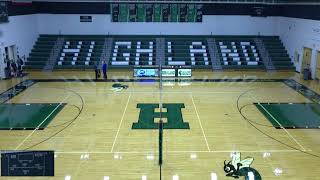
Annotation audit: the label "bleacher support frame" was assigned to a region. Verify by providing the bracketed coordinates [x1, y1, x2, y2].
[99, 37, 114, 68]
[156, 38, 165, 65]
[43, 37, 64, 71]
[254, 38, 275, 71]
[207, 38, 222, 71]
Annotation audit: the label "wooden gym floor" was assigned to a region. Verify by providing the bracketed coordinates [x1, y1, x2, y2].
[0, 70, 320, 180]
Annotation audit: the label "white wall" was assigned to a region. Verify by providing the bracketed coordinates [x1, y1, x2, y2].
[2, 13, 320, 78]
[36, 14, 277, 36]
[0, 14, 39, 78]
[277, 17, 320, 76]
[0, 14, 38, 58]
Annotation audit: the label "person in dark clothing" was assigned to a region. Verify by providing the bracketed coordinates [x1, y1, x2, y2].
[4, 57, 11, 77]
[102, 61, 107, 80]
[11, 60, 17, 77]
[17, 56, 23, 77]
[5, 57, 10, 69]
[94, 63, 100, 81]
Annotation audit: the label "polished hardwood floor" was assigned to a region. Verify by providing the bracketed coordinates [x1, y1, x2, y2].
[0, 70, 319, 180]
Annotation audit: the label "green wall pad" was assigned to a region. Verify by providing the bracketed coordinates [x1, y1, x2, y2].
[0, 103, 65, 130]
[255, 103, 320, 129]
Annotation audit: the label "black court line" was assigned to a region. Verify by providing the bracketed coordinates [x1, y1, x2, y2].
[32, 78, 286, 83]
[3, 78, 319, 107]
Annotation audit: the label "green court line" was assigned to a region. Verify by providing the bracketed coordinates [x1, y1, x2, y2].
[0, 103, 65, 130]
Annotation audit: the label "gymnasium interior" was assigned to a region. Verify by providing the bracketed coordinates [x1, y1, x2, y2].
[1, 0, 320, 179]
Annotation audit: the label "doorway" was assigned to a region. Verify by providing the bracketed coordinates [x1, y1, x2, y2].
[4, 45, 17, 61]
[316, 51, 320, 80]
[301, 47, 312, 72]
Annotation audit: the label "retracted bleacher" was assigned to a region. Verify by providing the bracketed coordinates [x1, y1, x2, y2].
[24, 35, 294, 71]
[216, 37, 265, 69]
[165, 37, 211, 68]
[110, 37, 156, 68]
[55, 36, 104, 69]
[24, 35, 58, 70]
[261, 36, 294, 70]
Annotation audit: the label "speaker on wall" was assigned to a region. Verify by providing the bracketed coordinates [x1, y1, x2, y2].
[252, 6, 267, 17]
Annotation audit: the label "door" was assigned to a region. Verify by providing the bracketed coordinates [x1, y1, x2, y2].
[0, 48, 4, 78]
[301, 47, 312, 71]
[316, 51, 320, 80]
[8, 45, 17, 61]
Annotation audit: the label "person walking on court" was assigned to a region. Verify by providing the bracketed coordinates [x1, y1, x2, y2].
[102, 61, 108, 80]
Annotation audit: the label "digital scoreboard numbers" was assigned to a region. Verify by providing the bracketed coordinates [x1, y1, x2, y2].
[1, 151, 54, 176]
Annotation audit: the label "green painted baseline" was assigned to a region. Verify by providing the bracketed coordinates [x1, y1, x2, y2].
[0, 103, 65, 130]
[255, 103, 320, 129]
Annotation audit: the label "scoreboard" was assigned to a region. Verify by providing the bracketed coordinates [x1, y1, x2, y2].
[111, 4, 203, 23]
[0, 1, 9, 23]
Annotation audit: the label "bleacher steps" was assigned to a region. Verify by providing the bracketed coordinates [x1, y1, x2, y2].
[100, 37, 114, 68]
[207, 38, 222, 71]
[156, 38, 165, 66]
[254, 38, 275, 71]
[43, 37, 64, 71]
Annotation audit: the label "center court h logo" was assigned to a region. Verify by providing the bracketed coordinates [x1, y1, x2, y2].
[132, 103, 190, 129]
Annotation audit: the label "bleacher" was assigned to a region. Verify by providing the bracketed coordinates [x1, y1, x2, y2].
[261, 36, 295, 70]
[215, 37, 264, 69]
[165, 37, 211, 68]
[24, 35, 295, 71]
[24, 35, 58, 69]
[55, 36, 104, 69]
[110, 37, 156, 67]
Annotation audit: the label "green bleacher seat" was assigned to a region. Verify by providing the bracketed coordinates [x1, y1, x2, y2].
[165, 37, 211, 68]
[24, 35, 294, 71]
[216, 37, 264, 70]
[55, 36, 104, 69]
[110, 37, 156, 68]
[24, 35, 58, 70]
[261, 36, 294, 70]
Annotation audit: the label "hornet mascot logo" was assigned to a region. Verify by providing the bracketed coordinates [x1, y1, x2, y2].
[111, 83, 129, 92]
[224, 152, 262, 179]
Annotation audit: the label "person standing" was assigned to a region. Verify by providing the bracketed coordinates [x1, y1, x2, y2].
[17, 56, 23, 77]
[102, 61, 108, 80]
[94, 63, 99, 81]
[11, 60, 17, 77]
[4, 56, 11, 78]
